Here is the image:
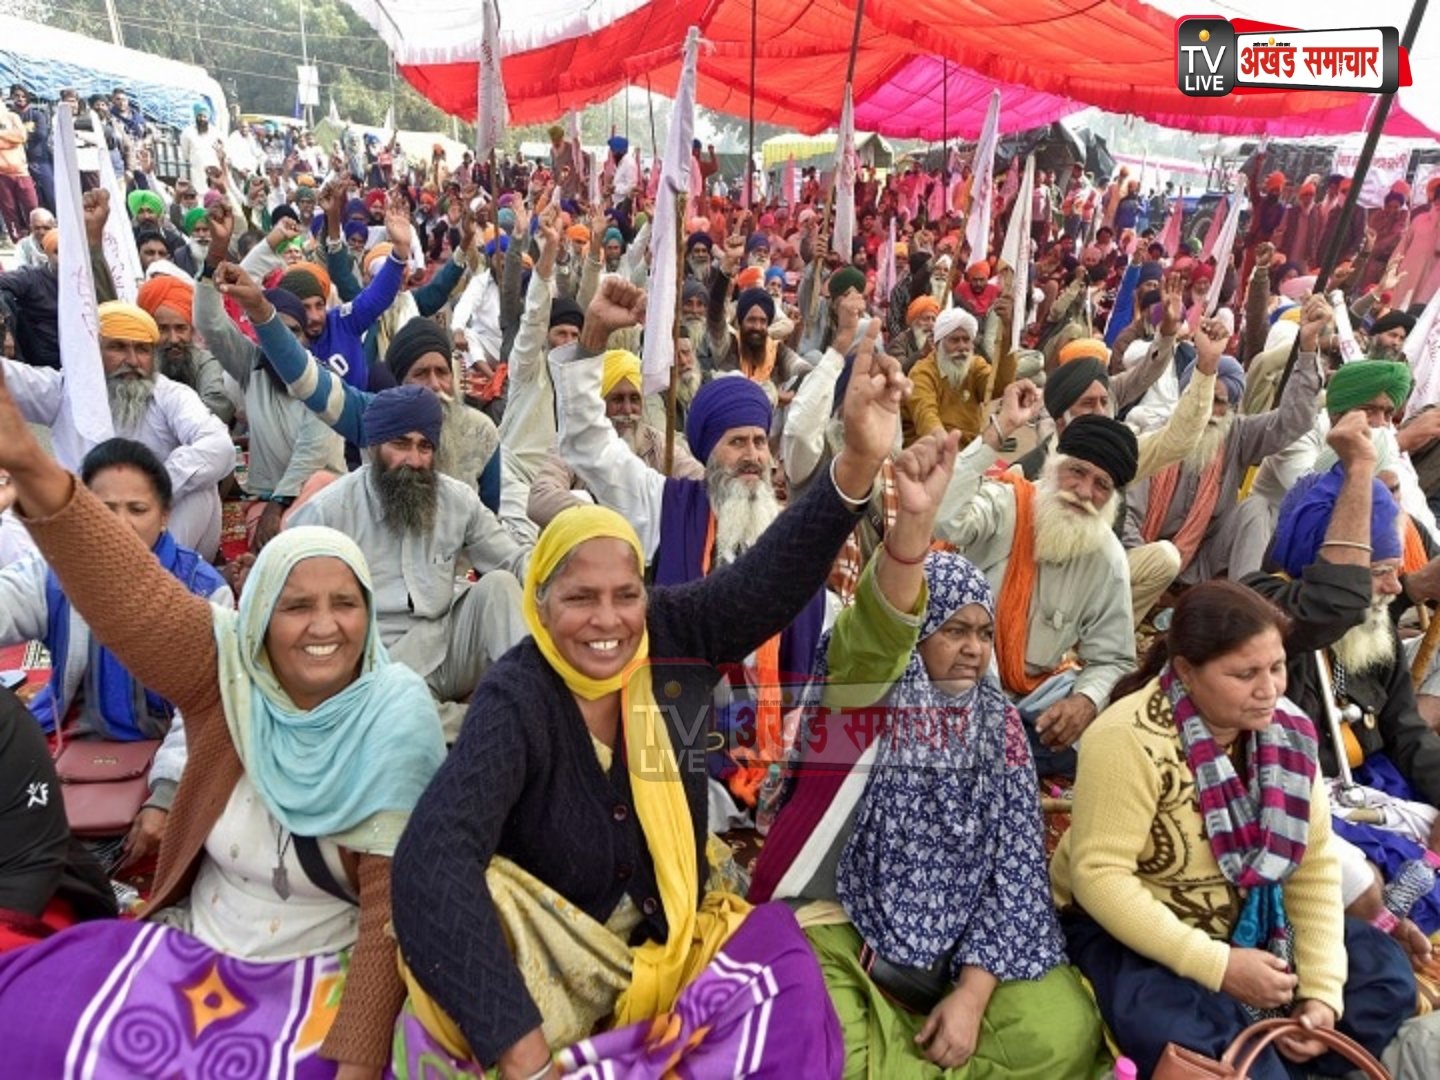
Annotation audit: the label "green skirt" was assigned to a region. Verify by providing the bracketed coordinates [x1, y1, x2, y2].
[806, 922, 1110, 1080]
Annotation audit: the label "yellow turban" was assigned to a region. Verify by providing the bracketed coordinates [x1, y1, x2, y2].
[1057, 337, 1110, 366]
[363, 242, 393, 274]
[600, 349, 642, 399]
[97, 301, 159, 344]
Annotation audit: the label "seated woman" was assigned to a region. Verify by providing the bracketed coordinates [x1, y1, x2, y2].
[0, 438, 233, 867]
[749, 433, 1106, 1078]
[0, 388, 446, 1078]
[0, 685, 116, 952]
[388, 306, 908, 1078]
[1051, 580, 1415, 1080]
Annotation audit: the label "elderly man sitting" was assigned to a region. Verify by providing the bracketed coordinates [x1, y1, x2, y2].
[1, 301, 231, 558]
[528, 348, 702, 529]
[885, 294, 939, 374]
[135, 275, 233, 425]
[901, 306, 1017, 447]
[288, 385, 527, 736]
[936, 380, 1139, 777]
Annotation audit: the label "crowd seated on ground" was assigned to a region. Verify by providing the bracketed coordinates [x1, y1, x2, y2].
[0, 104, 1439, 1078]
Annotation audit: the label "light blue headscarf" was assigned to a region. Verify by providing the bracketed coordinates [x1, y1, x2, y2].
[213, 526, 444, 854]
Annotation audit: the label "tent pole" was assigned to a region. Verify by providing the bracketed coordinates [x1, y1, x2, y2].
[666, 191, 688, 475]
[647, 75, 658, 164]
[1273, 0, 1427, 398]
[747, 0, 758, 209]
[942, 56, 948, 174]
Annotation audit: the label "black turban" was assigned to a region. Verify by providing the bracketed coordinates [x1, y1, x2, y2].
[386, 318, 452, 383]
[264, 288, 307, 329]
[1043, 357, 1110, 420]
[736, 287, 775, 323]
[1056, 414, 1138, 489]
[549, 297, 584, 332]
[1370, 309, 1416, 338]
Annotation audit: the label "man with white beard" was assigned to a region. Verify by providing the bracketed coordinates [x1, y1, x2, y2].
[901, 305, 1016, 447]
[935, 381, 1139, 778]
[553, 277, 909, 824]
[0, 302, 231, 559]
[1124, 295, 1327, 586]
[884, 294, 939, 374]
[528, 347, 703, 529]
[1247, 414, 1440, 965]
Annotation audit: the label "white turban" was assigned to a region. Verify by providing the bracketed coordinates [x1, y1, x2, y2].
[934, 307, 978, 344]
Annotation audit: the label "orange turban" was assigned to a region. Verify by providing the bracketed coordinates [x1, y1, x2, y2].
[906, 296, 940, 325]
[1057, 337, 1110, 366]
[966, 260, 990, 278]
[1264, 171, 1286, 193]
[136, 275, 195, 325]
[41, 230, 59, 255]
[363, 243, 393, 274]
[735, 266, 764, 290]
[97, 301, 159, 343]
[566, 224, 591, 243]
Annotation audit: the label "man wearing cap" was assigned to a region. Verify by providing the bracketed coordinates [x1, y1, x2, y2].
[136, 275, 232, 424]
[1, 301, 231, 557]
[935, 381, 1139, 776]
[529, 347, 703, 528]
[707, 231, 809, 404]
[1125, 296, 1327, 588]
[553, 277, 908, 820]
[289, 385, 528, 737]
[1246, 416, 1440, 959]
[902, 305, 1016, 447]
[178, 104, 221, 192]
[886, 294, 938, 373]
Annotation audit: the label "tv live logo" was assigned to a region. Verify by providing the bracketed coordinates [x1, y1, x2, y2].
[1176, 17, 1410, 97]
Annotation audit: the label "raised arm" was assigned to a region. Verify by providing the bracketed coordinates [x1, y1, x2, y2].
[1231, 295, 1326, 466]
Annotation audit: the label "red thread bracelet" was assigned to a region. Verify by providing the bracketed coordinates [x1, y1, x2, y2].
[883, 540, 928, 566]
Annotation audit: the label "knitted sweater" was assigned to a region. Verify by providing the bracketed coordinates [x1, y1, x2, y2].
[901, 350, 1016, 448]
[22, 480, 404, 1067]
[1049, 678, 1346, 1015]
[391, 471, 864, 1064]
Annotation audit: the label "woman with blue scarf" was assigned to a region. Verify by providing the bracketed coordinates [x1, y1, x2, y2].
[0, 383, 446, 1079]
[1051, 580, 1414, 1079]
[0, 439, 232, 864]
[751, 432, 1106, 1077]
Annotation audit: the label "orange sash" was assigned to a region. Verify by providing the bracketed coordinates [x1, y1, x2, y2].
[1403, 515, 1428, 574]
[738, 336, 778, 384]
[1142, 449, 1224, 572]
[701, 513, 783, 807]
[992, 474, 1072, 697]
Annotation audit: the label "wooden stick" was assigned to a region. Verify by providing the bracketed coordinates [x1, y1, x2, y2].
[1412, 600, 1440, 689]
[665, 191, 687, 476]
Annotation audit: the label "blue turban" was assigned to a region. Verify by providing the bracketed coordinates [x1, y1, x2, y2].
[682, 280, 707, 305]
[685, 377, 773, 463]
[264, 288, 307, 329]
[608, 135, 629, 156]
[764, 266, 786, 284]
[1181, 354, 1244, 408]
[483, 234, 511, 257]
[345, 197, 367, 220]
[746, 233, 770, 253]
[603, 227, 624, 247]
[363, 385, 443, 449]
[1137, 260, 1164, 286]
[1271, 465, 1402, 577]
[736, 287, 775, 323]
[342, 221, 369, 244]
[686, 231, 714, 252]
[497, 207, 516, 231]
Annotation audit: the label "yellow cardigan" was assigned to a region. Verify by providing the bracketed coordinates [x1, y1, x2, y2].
[1049, 678, 1347, 1015]
[900, 349, 1017, 448]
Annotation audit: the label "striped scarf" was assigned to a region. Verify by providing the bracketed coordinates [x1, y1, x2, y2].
[1163, 665, 1318, 1010]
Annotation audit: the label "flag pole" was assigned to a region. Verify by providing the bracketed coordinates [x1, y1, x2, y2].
[1273, 0, 1426, 398]
[747, 0, 758, 209]
[806, 0, 866, 338]
[666, 192, 687, 475]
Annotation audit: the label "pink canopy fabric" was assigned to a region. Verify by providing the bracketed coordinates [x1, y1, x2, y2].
[348, 0, 1439, 139]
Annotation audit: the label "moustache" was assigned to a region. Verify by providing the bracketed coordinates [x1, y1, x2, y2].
[729, 462, 765, 479]
[1056, 489, 1100, 516]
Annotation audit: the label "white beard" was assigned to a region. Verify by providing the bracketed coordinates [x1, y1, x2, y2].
[1183, 413, 1234, 474]
[1032, 457, 1119, 564]
[612, 416, 644, 455]
[912, 328, 930, 352]
[707, 460, 782, 567]
[936, 348, 971, 388]
[107, 373, 156, 431]
[1331, 601, 1396, 676]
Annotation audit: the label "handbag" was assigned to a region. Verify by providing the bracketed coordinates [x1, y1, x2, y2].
[53, 736, 161, 838]
[1153, 1017, 1390, 1080]
[859, 941, 956, 1016]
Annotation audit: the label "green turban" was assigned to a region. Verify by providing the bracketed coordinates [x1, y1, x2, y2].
[182, 206, 208, 235]
[126, 189, 164, 219]
[1326, 361, 1413, 418]
[829, 266, 866, 299]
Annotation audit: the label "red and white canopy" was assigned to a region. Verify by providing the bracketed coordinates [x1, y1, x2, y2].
[347, 0, 1439, 138]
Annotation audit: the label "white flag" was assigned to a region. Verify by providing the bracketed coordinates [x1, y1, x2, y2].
[567, 108, 585, 191]
[1203, 194, 1249, 316]
[832, 85, 857, 263]
[476, 0, 508, 161]
[382, 104, 396, 141]
[964, 91, 1001, 266]
[1158, 195, 1184, 257]
[875, 218, 896, 302]
[1000, 154, 1020, 211]
[783, 155, 796, 206]
[327, 96, 341, 125]
[52, 106, 113, 468]
[1203, 193, 1244, 316]
[1199, 194, 1227, 261]
[1330, 290, 1365, 363]
[641, 26, 700, 396]
[1000, 155, 1036, 354]
[1404, 287, 1440, 419]
[96, 150, 142, 302]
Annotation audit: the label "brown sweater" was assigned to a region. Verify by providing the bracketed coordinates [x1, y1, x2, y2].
[25, 479, 401, 1068]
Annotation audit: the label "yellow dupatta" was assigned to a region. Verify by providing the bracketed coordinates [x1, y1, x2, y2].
[523, 507, 749, 1027]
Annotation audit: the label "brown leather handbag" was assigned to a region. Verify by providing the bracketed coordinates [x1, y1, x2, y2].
[1154, 1017, 1390, 1079]
[54, 738, 161, 838]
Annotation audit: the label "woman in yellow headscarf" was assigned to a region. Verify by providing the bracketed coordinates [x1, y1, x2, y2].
[390, 480, 880, 1078]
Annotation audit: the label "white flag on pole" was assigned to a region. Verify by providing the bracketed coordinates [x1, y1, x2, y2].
[783, 155, 796, 206]
[96, 150, 142, 302]
[964, 91, 1002, 265]
[476, 0, 508, 161]
[875, 217, 896, 302]
[567, 108, 585, 191]
[382, 104, 396, 141]
[1404, 287, 1440, 419]
[1000, 155, 1035, 354]
[1203, 193, 1245, 316]
[327, 96, 341, 125]
[1199, 194, 1228, 261]
[52, 105, 113, 469]
[832, 84, 857, 262]
[641, 26, 700, 396]
[1158, 195, 1184, 257]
